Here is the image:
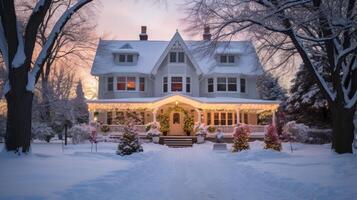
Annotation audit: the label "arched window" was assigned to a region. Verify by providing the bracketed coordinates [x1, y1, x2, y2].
[173, 113, 180, 124]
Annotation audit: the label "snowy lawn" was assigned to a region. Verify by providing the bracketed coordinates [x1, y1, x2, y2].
[0, 141, 356, 200]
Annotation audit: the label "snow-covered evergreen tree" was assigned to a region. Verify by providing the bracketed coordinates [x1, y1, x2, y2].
[286, 65, 330, 128]
[72, 81, 89, 124]
[232, 124, 250, 152]
[257, 72, 286, 100]
[117, 123, 143, 156]
[264, 124, 282, 151]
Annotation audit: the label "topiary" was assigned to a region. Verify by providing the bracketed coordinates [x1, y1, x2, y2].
[183, 114, 194, 135]
[264, 124, 282, 151]
[232, 124, 250, 152]
[101, 124, 110, 133]
[207, 125, 216, 133]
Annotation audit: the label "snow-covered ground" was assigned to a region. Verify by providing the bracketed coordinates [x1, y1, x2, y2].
[0, 141, 356, 200]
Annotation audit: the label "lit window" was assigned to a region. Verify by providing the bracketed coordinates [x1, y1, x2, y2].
[178, 52, 185, 63]
[228, 78, 237, 91]
[227, 113, 233, 125]
[228, 55, 235, 63]
[208, 78, 214, 92]
[171, 77, 182, 92]
[186, 77, 191, 93]
[240, 78, 246, 93]
[221, 113, 226, 125]
[173, 113, 180, 124]
[214, 113, 219, 125]
[220, 55, 227, 63]
[127, 54, 133, 62]
[107, 77, 113, 91]
[207, 112, 211, 125]
[139, 77, 145, 91]
[163, 77, 168, 93]
[217, 77, 227, 91]
[117, 77, 126, 90]
[170, 52, 177, 62]
[127, 77, 136, 91]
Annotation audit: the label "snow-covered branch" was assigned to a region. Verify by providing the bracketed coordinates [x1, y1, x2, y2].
[0, 17, 9, 71]
[27, 0, 92, 92]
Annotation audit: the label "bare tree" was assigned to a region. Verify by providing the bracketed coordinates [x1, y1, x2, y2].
[184, 0, 357, 153]
[0, 0, 93, 153]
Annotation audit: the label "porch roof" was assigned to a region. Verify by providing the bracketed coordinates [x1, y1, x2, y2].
[87, 94, 280, 111]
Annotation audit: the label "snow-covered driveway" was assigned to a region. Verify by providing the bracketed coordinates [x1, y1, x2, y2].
[1, 142, 357, 200]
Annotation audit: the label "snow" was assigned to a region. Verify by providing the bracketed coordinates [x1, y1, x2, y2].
[1, 141, 356, 200]
[91, 33, 262, 76]
[34, 0, 46, 12]
[0, 18, 9, 70]
[12, 22, 26, 68]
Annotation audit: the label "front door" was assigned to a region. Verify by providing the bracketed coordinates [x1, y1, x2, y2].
[169, 112, 184, 135]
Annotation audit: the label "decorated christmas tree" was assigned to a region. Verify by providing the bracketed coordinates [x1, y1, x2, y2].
[232, 124, 250, 152]
[264, 124, 282, 151]
[117, 122, 143, 156]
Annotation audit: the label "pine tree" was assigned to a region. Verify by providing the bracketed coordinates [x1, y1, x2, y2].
[117, 123, 143, 156]
[286, 65, 330, 128]
[232, 124, 250, 152]
[72, 80, 89, 124]
[264, 124, 282, 151]
[257, 72, 286, 100]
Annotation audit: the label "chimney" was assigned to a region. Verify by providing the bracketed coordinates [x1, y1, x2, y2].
[203, 26, 211, 41]
[139, 26, 148, 41]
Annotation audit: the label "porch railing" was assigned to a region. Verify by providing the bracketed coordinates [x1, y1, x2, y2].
[102, 125, 147, 133]
[212, 125, 266, 133]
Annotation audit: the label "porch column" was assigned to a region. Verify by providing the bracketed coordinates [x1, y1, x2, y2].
[236, 108, 240, 125]
[195, 108, 202, 124]
[89, 110, 94, 124]
[272, 110, 276, 126]
[152, 108, 158, 122]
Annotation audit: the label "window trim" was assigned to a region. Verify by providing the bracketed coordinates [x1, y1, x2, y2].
[214, 77, 239, 93]
[207, 78, 214, 93]
[163, 76, 168, 93]
[169, 51, 185, 64]
[219, 54, 236, 65]
[107, 77, 114, 92]
[171, 76, 183, 92]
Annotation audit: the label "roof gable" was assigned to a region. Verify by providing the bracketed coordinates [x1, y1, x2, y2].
[151, 31, 203, 75]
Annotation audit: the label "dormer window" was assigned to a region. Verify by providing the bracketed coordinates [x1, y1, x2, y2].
[116, 54, 135, 63]
[219, 55, 235, 64]
[169, 52, 185, 63]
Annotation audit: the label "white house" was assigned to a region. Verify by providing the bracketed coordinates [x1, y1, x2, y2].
[88, 26, 279, 136]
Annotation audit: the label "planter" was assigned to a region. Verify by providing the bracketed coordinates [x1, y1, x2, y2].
[196, 135, 205, 144]
[152, 136, 160, 143]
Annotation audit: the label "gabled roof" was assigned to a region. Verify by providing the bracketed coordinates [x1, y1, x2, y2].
[91, 32, 263, 76]
[151, 31, 203, 75]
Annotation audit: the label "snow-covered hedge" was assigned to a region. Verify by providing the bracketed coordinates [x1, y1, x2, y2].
[283, 121, 332, 144]
[32, 122, 55, 142]
[68, 124, 91, 144]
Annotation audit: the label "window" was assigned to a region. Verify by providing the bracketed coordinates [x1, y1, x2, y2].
[139, 77, 145, 91]
[127, 77, 136, 91]
[117, 77, 126, 90]
[119, 55, 125, 62]
[186, 77, 191, 93]
[228, 55, 235, 63]
[173, 113, 180, 124]
[163, 77, 168, 93]
[217, 77, 227, 91]
[240, 78, 246, 93]
[221, 113, 226, 125]
[227, 113, 233, 125]
[214, 113, 219, 125]
[127, 54, 133, 62]
[171, 77, 183, 92]
[178, 52, 185, 63]
[207, 112, 212, 125]
[208, 78, 214, 92]
[170, 52, 177, 62]
[228, 78, 237, 91]
[220, 55, 227, 63]
[244, 113, 248, 124]
[107, 112, 113, 125]
[107, 77, 113, 91]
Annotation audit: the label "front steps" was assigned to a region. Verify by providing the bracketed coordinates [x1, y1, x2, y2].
[161, 136, 195, 148]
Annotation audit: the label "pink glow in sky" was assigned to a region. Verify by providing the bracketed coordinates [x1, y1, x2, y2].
[97, 0, 197, 40]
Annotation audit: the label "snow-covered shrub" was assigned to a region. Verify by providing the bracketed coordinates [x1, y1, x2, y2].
[232, 124, 250, 152]
[100, 124, 110, 133]
[32, 122, 55, 142]
[146, 121, 161, 137]
[207, 125, 216, 133]
[282, 121, 309, 143]
[264, 124, 282, 151]
[68, 124, 91, 144]
[117, 123, 143, 156]
[194, 123, 207, 136]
